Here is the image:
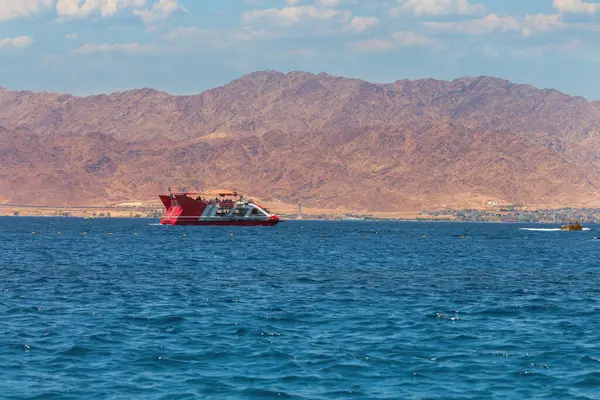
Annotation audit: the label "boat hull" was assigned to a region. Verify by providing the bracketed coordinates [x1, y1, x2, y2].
[160, 219, 281, 226]
[561, 226, 583, 231]
[158, 192, 282, 226]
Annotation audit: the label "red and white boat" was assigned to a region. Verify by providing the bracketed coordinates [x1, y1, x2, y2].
[159, 191, 282, 226]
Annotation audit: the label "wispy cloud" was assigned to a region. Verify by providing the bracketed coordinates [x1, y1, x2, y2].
[553, 0, 600, 15]
[242, 5, 351, 27]
[390, 0, 485, 17]
[242, 3, 381, 38]
[347, 16, 379, 33]
[0, 36, 34, 49]
[425, 13, 564, 37]
[392, 31, 435, 47]
[71, 42, 158, 55]
[133, 0, 187, 24]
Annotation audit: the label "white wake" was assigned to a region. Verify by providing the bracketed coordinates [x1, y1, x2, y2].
[520, 228, 591, 232]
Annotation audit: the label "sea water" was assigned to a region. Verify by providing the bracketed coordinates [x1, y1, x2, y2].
[1, 217, 600, 399]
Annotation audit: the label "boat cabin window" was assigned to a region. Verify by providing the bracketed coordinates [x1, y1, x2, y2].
[250, 208, 266, 216]
[233, 208, 249, 216]
[216, 208, 232, 216]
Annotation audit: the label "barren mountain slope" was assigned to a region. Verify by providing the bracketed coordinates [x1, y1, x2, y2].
[3, 71, 600, 210]
[2, 122, 600, 210]
[2, 71, 600, 146]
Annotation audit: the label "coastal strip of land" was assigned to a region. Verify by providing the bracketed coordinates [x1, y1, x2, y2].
[2, 203, 599, 223]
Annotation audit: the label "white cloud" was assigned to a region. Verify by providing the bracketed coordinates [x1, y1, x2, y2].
[521, 14, 564, 36]
[391, 0, 485, 17]
[0, 0, 184, 21]
[72, 42, 157, 55]
[12, 36, 34, 47]
[426, 14, 519, 35]
[242, 5, 350, 27]
[243, 4, 379, 35]
[133, 0, 187, 24]
[425, 13, 563, 36]
[0, 0, 53, 21]
[553, 0, 600, 15]
[65, 33, 78, 40]
[0, 36, 34, 49]
[348, 16, 379, 33]
[56, 0, 147, 18]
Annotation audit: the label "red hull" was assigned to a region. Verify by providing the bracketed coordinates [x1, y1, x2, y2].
[161, 219, 282, 226]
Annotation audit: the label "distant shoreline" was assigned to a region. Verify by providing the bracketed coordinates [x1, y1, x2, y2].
[0, 215, 592, 226]
[2, 203, 598, 223]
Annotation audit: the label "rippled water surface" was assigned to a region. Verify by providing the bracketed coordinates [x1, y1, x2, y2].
[2, 217, 600, 399]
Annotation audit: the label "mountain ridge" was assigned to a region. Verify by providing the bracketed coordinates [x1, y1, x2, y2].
[2, 70, 600, 211]
[0, 71, 591, 107]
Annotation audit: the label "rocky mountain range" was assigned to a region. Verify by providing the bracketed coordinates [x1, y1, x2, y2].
[2, 70, 600, 212]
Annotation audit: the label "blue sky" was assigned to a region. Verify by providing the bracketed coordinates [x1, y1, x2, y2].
[1, 0, 600, 98]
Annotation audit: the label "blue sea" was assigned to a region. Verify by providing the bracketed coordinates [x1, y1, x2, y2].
[1, 217, 600, 399]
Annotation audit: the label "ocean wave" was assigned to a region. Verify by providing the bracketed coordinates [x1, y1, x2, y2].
[3, 217, 600, 399]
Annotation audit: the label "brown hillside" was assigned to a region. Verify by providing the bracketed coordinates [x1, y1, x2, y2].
[2, 71, 600, 211]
